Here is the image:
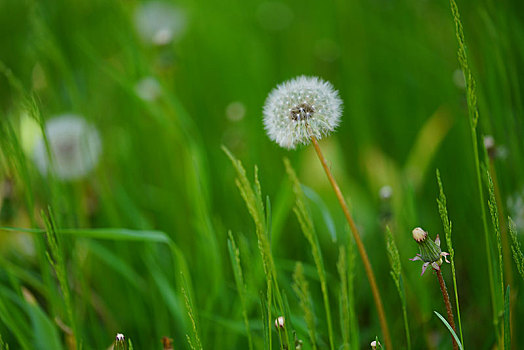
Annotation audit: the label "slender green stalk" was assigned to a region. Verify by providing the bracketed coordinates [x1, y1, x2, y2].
[183, 286, 203, 350]
[486, 170, 505, 308]
[223, 147, 290, 348]
[293, 262, 317, 350]
[309, 136, 392, 350]
[284, 158, 334, 350]
[42, 208, 78, 350]
[436, 170, 464, 348]
[337, 247, 350, 350]
[227, 232, 254, 350]
[449, 0, 499, 342]
[385, 227, 411, 350]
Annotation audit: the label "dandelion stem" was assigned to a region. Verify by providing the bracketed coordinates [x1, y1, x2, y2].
[310, 135, 392, 350]
[436, 269, 458, 350]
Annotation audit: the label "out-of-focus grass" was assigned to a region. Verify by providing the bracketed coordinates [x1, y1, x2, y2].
[0, 0, 523, 348]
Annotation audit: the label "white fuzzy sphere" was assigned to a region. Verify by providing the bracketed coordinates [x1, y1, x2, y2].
[33, 115, 102, 181]
[263, 76, 342, 149]
[134, 1, 186, 46]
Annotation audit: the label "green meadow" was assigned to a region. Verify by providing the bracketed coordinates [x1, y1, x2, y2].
[0, 0, 523, 349]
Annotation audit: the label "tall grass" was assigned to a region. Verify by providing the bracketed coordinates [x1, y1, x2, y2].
[0, 0, 522, 348]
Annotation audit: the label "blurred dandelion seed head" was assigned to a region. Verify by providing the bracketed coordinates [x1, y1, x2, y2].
[32, 115, 102, 181]
[226, 101, 246, 122]
[452, 68, 466, 89]
[134, 76, 162, 101]
[263, 76, 342, 149]
[134, 1, 187, 46]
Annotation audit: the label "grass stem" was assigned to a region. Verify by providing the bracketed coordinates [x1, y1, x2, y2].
[436, 269, 458, 350]
[310, 135, 392, 350]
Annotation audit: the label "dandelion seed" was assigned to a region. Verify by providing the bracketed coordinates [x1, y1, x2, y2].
[410, 227, 450, 276]
[32, 115, 102, 181]
[263, 76, 342, 149]
[134, 1, 186, 46]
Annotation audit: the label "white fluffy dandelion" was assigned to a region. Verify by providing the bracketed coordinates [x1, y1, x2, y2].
[134, 1, 187, 46]
[134, 76, 162, 101]
[32, 114, 102, 181]
[263, 76, 342, 149]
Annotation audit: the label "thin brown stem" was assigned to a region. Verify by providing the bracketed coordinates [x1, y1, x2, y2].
[436, 269, 458, 350]
[310, 135, 392, 350]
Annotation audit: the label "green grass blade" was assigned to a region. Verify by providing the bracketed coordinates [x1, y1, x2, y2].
[436, 170, 464, 348]
[486, 169, 505, 305]
[227, 232, 253, 350]
[449, 0, 499, 341]
[284, 158, 335, 350]
[385, 227, 411, 350]
[293, 262, 317, 350]
[434, 311, 463, 350]
[504, 285, 510, 350]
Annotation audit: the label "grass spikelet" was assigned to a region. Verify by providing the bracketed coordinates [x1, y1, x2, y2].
[449, 0, 497, 341]
[508, 218, 524, 280]
[182, 286, 203, 350]
[436, 170, 464, 347]
[385, 227, 411, 350]
[42, 208, 78, 349]
[227, 231, 253, 350]
[292, 262, 317, 350]
[284, 158, 335, 350]
[485, 169, 505, 303]
[223, 146, 289, 348]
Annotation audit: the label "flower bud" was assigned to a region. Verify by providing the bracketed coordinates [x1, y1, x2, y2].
[370, 339, 381, 349]
[274, 316, 285, 329]
[412, 228, 442, 263]
[412, 227, 427, 242]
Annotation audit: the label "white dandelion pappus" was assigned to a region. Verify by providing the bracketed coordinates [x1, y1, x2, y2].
[134, 1, 187, 46]
[32, 114, 102, 181]
[263, 76, 342, 149]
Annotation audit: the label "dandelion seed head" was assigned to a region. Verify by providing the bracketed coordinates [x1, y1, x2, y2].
[116, 333, 125, 342]
[32, 115, 102, 181]
[263, 76, 342, 149]
[134, 1, 186, 46]
[134, 76, 162, 101]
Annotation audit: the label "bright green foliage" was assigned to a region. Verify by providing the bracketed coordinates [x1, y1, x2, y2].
[0, 0, 522, 348]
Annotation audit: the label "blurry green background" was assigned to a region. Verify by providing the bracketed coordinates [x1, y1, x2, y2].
[0, 0, 523, 349]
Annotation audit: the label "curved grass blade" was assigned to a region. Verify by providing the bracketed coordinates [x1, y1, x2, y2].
[434, 311, 463, 350]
